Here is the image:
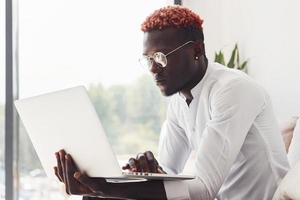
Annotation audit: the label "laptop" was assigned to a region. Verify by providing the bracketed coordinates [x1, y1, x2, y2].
[14, 86, 195, 181]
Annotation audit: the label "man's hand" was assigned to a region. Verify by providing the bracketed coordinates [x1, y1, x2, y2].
[54, 149, 167, 199]
[54, 149, 109, 197]
[122, 151, 166, 174]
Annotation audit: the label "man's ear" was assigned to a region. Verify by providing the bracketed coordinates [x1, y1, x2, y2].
[194, 41, 205, 58]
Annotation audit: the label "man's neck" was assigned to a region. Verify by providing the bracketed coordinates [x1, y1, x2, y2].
[180, 62, 208, 105]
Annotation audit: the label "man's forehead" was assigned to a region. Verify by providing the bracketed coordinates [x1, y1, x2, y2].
[143, 31, 172, 46]
[143, 27, 185, 52]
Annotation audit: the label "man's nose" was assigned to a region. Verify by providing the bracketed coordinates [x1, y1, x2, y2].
[149, 61, 163, 74]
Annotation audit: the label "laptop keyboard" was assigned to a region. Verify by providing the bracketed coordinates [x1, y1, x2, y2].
[122, 171, 160, 176]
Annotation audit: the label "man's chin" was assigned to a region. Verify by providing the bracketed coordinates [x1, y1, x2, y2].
[158, 85, 177, 97]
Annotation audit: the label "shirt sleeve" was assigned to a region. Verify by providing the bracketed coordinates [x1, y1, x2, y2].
[158, 100, 192, 175]
[158, 99, 192, 199]
[163, 79, 266, 200]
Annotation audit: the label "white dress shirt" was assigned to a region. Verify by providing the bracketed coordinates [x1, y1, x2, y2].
[158, 62, 289, 200]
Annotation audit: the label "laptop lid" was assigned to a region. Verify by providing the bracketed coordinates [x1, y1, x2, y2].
[14, 86, 122, 179]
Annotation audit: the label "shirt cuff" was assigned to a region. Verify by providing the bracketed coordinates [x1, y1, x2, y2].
[164, 180, 190, 200]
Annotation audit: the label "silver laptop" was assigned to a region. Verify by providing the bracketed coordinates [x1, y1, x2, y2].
[14, 86, 194, 181]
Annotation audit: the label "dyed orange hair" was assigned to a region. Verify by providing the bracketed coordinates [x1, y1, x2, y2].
[141, 5, 203, 32]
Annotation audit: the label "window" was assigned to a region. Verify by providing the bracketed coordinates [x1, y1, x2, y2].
[0, 0, 6, 198]
[18, 1, 167, 199]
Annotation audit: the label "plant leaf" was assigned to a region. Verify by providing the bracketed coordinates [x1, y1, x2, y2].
[227, 44, 238, 68]
[214, 51, 226, 65]
[236, 44, 240, 68]
[214, 52, 219, 63]
[239, 61, 248, 70]
[219, 52, 226, 65]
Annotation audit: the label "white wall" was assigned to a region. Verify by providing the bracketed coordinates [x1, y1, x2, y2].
[184, 0, 300, 122]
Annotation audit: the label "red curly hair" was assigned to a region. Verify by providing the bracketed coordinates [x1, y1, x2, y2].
[141, 5, 203, 32]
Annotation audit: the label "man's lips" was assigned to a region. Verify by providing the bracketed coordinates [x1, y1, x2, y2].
[154, 75, 166, 82]
[155, 80, 167, 87]
[154, 77, 166, 84]
[155, 78, 165, 82]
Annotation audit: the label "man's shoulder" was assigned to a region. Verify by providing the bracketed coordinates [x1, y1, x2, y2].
[209, 62, 249, 84]
[208, 62, 265, 95]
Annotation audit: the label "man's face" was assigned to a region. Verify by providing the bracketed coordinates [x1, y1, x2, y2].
[142, 27, 200, 96]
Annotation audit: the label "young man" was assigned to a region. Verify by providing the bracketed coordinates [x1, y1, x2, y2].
[54, 5, 289, 199]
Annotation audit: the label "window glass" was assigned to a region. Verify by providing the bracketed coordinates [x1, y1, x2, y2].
[19, 1, 167, 199]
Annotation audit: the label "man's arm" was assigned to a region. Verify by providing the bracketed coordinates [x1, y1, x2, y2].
[79, 79, 266, 200]
[120, 102, 193, 200]
[154, 78, 267, 200]
[172, 79, 267, 199]
[158, 101, 192, 174]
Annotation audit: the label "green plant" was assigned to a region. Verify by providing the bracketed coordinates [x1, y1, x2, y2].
[214, 44, 248, 73]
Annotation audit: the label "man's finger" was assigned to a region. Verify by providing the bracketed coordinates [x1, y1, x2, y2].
[128, 158, 138, 172]
[136, 153, 149, 172]
[65, 154, 80, 194]
[122, 163, 130, 170]
[54, 167, 63, 182]
[55, 152, 64, 181]
[157, 166, 167, 174]
[144, 151, 158, 173]
[66, 154, 80, 171]
[59, 150, 70, 194]
[59, 150, 67, 179]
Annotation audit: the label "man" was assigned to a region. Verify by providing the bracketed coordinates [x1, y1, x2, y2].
[54, 5, 290, 199]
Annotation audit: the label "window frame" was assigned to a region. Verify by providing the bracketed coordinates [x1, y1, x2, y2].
[5, 0, 19, 198]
